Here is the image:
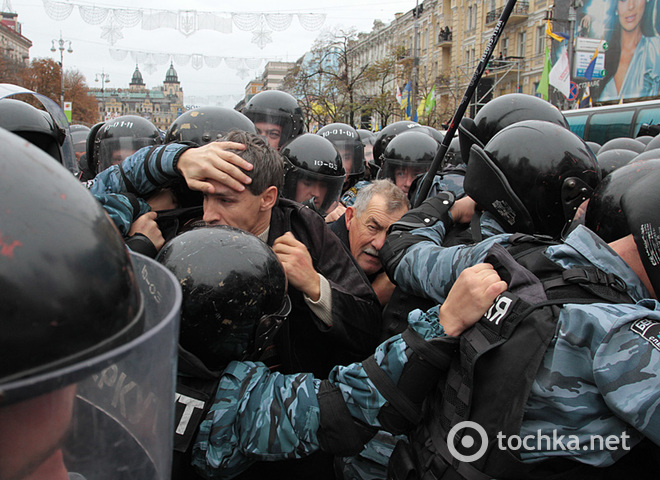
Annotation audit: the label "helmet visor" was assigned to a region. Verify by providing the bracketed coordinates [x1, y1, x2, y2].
[0, 253, 181, 479]
[97, 137, 160, 172]
[283, 167, 345, 216]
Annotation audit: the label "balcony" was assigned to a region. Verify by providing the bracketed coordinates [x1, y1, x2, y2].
[486, 1, 529, 26]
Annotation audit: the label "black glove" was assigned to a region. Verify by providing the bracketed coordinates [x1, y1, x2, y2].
[380, 192, 455, 281]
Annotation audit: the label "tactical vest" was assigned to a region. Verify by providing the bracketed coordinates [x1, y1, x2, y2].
[386, 234, 657, 480]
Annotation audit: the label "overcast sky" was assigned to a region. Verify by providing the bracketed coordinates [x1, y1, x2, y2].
[10, 0, 414, 107]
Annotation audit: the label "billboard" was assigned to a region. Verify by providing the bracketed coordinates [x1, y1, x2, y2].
[567, 0, 660, 103]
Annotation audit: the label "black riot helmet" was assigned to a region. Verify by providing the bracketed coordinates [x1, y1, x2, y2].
[280, 133, 345, 217]
[458, 93, 569, 162]
[0, 98, 67, 165]
[0, 126, 146, 401]
[242, 90, 305, 149]
[379, 129, 438, 197]
[157, 226, 289, 370]
[372, 120, 423, 169]
[317, 123, 365, 189]
[621, 168, 660, 296]
[586, 159, 660, 243]
[598, 137, 646, 155]
[165, 106, 256, 146]
[69, 124, 90, 156]
[444, 136, 464, 166]
[465, 120, 601, 239]
[93, 115, 162, 173]
[596, 149, 638, 177]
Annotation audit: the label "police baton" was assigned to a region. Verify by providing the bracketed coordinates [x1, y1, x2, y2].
[414, 0, 518, 208]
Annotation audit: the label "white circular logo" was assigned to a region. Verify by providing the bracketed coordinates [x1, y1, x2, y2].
[446, 421, 489, 463]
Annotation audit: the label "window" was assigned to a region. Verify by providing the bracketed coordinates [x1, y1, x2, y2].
[536, 26, 545, 54]
[502, 37, 509, 57]
[588, 111, 634, 144]
[635, 107, 660, 135]
[467, 6, 473, 29]
[518, 32, 526, 57]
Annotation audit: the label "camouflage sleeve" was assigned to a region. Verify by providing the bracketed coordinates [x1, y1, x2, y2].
[85, 143, 187, 196]
[394, 233, 506, 304]
[190, 308, 447, 478]
[191, 361, 323, 479]
[93, 193, 150, 236]
[593, 300, 660, 446]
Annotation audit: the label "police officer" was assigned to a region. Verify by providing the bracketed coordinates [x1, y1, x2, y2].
[242, 90, 305, 150]
[0, 126, 181, 480]
[280, 133, 346, 217]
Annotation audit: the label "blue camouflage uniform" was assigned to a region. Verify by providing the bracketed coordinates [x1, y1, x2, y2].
[189, 225, 660, 478]
[84, 144, 187, 235]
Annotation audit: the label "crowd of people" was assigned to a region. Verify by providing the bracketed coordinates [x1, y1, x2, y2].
[1, 87, 659, 480]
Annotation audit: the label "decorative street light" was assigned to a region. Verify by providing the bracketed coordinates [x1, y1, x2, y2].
[95, 70, 111, 122]
[51, 33, 73, 109]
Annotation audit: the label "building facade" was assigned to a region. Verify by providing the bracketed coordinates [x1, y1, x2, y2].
[348, 0, 552, 123]
[0, 10, 31, 65]
[91, 63, 184, 130]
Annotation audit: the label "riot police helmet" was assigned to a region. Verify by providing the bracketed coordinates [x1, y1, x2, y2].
[0, 98, 66, 164]
[157, 225, 289, 370]
[317, 123, 365, 189]
[165, 106, 256, 146]
[586, 159, 660, 243]
[464, 120, 600, 239]
[621, 168, 660, 296]
[598, 137, 646, 155]
[379, 129, 439, 197]
[94, 115, 162, 173]
[242, 90, 305, 149]
[596, 148, 638, 177]
[280, 133, 345, 216]
[372, 120, 423, 168]
[458, 93, 569, 162]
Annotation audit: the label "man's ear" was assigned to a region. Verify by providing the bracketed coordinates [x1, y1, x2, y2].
[260, 186, 279, 211]
[345, 206, 356, 230]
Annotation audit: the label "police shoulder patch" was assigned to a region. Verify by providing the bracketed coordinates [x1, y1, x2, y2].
[630, 318, 660, 352]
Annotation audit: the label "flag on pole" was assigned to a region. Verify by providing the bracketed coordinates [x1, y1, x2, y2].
[395, 85, 402, 105]
[546, 20, 569, 42]
[400, 81, 412, 120]
[549, 48, 571, 98]
[584, 49, 598, 81]
[416, 97, 426, 120]
[424, 85, 436, 115]
[579, 85, 592, 108]
[537, 46, 551, 101]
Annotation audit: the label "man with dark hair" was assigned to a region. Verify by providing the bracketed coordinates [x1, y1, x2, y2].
[90, 130, 381, 380]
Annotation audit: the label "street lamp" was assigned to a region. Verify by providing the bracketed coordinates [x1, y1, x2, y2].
[95, 70, 110, 122]
[51, 33, 73, 109]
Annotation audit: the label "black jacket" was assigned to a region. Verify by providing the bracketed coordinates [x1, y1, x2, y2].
[268, 198, 381, 378]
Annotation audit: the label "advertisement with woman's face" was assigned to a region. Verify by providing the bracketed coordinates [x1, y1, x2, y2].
[574, 0, 660, 102]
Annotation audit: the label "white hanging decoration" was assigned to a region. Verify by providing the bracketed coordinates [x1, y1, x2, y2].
[191, 54, 204, 71]
[42, 1, 326, 47]
[109, 48, 129, 61]
[235, 68, 250, 79]
[112, 8, 142, 28]
[264, 13, 293, 32]
[232, 13, 261, 31]
[204, 56, 223, 68]
[251, 19, 273, 49]
[224, 57, 242, 69]
[172, 54, 190, 67]
[142, 10, 177, 30]
[197, 13, 232, 34]
[79, 5, 108, 25]
[298, 13, 326, 31]
[100, 19, 124, 45]
[177, 10, 197, 36]
[43, 0, 73, 21]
